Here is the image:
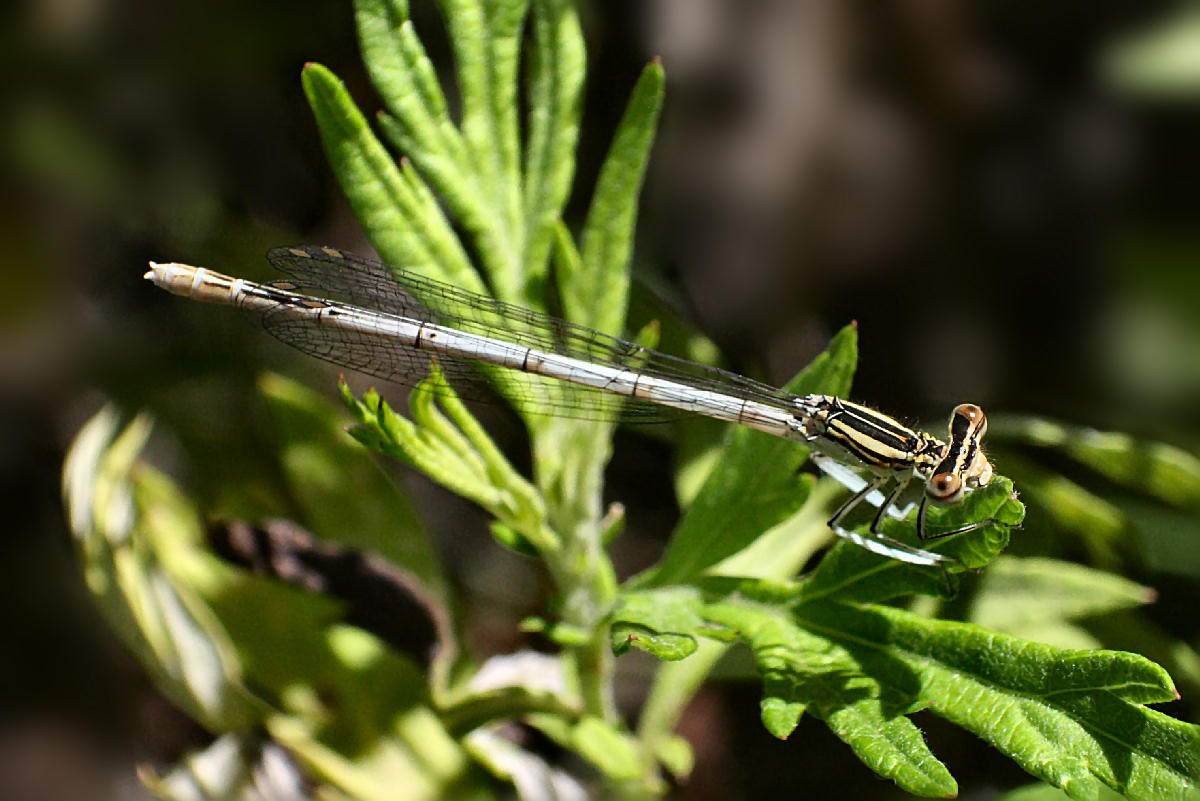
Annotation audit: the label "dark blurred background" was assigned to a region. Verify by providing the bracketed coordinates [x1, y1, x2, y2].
[3, 0, 1199, 799]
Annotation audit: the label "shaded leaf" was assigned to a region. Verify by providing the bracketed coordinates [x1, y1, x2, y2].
[443, 651, 578, 737]
[209, 519, 451, 679]
[1118, 499, 1200, 580]
[267, 709, 473, 801]
[652, 734, 694, 780]
[969, 556, 1155, 636]
[466, 728, 587, 801]
[611, 586, 712, 660]
[992, 415, 1200, 509]
[1000, 452, 1127, 566]
[569, 717, 643, 782]
[638, 323, 858, 587]
[257, 373, 444, 601]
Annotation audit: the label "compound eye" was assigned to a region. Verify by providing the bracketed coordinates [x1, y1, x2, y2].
[952, 403, 984, 425]
[927, 472, 963, 503]
[950, 403, 988, 440]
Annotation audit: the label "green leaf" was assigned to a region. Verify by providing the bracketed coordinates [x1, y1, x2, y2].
[62, 408, 262, 732]
[611, 586, 716, 660]
[257, 373, 446, 600]
[339, 372, 557, 554]
[522, 0, 585, 292]
[1001, 452, 1127, 566]
[992, 415, 1200, 509]
[437, 0, 528, 297]
[465, 728, 586, 799]
[1105, 5, 1200, 99]
[615, 580, 1197, 799]
[1117, 499, 1200, 579]
[63, 412, 479, 799]
[560, 59, 664, 336]
[653, 733, 694, 780]
[638, 324, 857, 587]
[356, 0, 464, 170]
[791, 602, 1195, 801]
[569, 716, 644, 781]
[993, 783, 1129, 801]
[968, 556, 1155, 638]
[359, 0, 527, 298]
[267, 706, 475, 801]
[440, 685, 581, 738]
[301, 62, 482, 292]
[527, 711, 645, 783]
[1083, 610, 1200, 703]
[140, 735, 304, 801]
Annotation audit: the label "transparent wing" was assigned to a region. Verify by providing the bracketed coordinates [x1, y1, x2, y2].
[260, 245, 798, 423]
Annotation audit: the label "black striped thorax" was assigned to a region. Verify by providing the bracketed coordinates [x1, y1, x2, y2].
[797, 395, 946, 474]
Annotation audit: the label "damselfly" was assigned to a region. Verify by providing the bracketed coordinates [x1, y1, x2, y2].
[144, 245, 997, 567]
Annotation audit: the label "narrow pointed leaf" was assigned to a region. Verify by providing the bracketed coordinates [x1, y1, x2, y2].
[969, 556, 1155, 636]
[301, 62, 481, 292]
[523, 0, 585, 288]
[356, 0, 463, 168]
[561, 59, 664, 336]
[437, 0, 528, 296]
[992, 415, 1200, 508]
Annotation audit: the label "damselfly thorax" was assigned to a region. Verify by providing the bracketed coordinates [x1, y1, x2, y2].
[793, 395, 994, 565]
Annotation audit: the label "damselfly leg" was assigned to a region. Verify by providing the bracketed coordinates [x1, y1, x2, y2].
[823, 472, 957, 566]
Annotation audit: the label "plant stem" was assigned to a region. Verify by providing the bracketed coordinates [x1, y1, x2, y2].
[547, 529, 619, 722]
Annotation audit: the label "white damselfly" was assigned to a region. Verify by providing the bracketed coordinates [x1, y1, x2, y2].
[145, 245, 997, 567]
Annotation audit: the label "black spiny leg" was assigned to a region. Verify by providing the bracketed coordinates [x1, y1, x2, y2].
[916, 497, 997, 542]
[826, 476, 955, 567]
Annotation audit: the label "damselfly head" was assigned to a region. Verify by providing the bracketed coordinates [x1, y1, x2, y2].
[924, 403, 992, 506]
[951, 403, 987, 438]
